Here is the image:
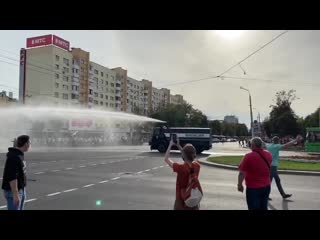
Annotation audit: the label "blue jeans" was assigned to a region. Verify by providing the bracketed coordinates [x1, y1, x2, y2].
[270, 166, 285, 196]
[246, 186, 270, 210]
[3, 188, 26, 210]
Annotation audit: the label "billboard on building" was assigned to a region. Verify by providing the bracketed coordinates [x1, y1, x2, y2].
[26, 34, 70, 51]
[53, 35, 70, 51]
[26, 35, 53, 48]
[69, 119, 95, 131]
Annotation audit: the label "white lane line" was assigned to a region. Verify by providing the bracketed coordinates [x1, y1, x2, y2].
[152, 167, 158, 170]
[90, 164, 97, 166]
[110, 161, 114, 163]
[52, 170, 60, 172]
[99, 180, 109, 183]
[111, 177, 120, 180]
[144, 169, 151, 172]
[47, 192, 61, 197]
[25, 198, 37, 203]
[159, 166, 164, 168]
[83, 184, 95, 188]
[0, 205, 7, 209]
[34, 172, 45, 175]
[137, 171, 144, 174]
[79, 166, 86, 168]
[65, 168, 73, 170]
[100, 162, 106, 164]
[63, 188, 78, 193]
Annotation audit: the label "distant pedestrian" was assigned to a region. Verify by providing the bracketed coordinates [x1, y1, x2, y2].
[164, 137, 202, 210]
[264, 135, 302, 200]
[238, 137, 272, 210]
[2, 135, 31, 210]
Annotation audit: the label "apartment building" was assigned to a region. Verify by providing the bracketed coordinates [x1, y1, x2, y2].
[19, 34, 184, 116]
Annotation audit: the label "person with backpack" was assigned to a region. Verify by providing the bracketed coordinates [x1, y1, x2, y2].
[237, 137, 272, 210]
[164, 136, 203, 210]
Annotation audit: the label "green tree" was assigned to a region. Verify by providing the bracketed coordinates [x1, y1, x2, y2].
[209, 120, 222, 135]
[150, 102, 208, 127]
[304, 107, 320, 128]
[263, 90, 301, 137]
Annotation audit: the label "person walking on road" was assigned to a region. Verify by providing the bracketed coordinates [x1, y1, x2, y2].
[1, 135, 30, 210]
[238, 137, 272, 210]
[164, 137, 201, 210]
[264, 135, 302, 200]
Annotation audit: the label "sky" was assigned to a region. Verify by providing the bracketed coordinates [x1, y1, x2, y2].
[0, 30, 319, 128]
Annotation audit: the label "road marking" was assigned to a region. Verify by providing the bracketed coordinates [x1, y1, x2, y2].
[137, 171, 144, 174]
[159, 166, 164, 168]
[83, 184, 95, 188]
[34, 172, 44, 175]
[47, 192, 61, 197]
[99, 180, 109, 183]
[52, 161, 56, 162]
[0, 205, 7, 209]
[100, 162, 106, 164]
[52, 170, 60, 172]
[63, 188, 78, 193]
[65, 168, 73, 170]
[152, 167, 158, 170]
[111, 177, 120, 180]
[110, 161, 114, 163]
[25, 198, 37, 203]
[79, 166, 86, 168]
[90, 164, 97, 166]
[144, 169, 151, 172]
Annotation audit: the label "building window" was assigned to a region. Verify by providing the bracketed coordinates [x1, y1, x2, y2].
[55, 83, 59, 88]
[101, 72, 104, 77]
[71, 94, 79, 99]
[55, 64, 59, 70]
[111, 90, 114, 93]
[80, 59, 84, 64]
[110, 83, 114, 87]
[106, 102, 108, 107]
[81, 67, 84, 73]
[111, 76, 114, 80]
[54, 92, 59, 98]
[94, 69, 98, 74]
[105, 95, 108, 100]
[100, 101, 103, 106]
[100, 79, 103, 85]
[89, 97, 93, 103]
[63, 84, 68, 90]
[89, 89, 93, 95]
[55, 55, 60, 61]
[63, 58, 69, 66]
[55, 73, 59, 79]
[63, 76, 68, 82]
[110, 96, 114, 100]
[94, 100, 98, 105]
[106, 81, 108, 86]
[94, 92, 98, 97]
[100, 94, 103, 99]
[106, 74, 108, 78]
[63, 93, 68, 99]
[101, 87, 104, 91]
[63, 67, 69, 73]
[105, 88, 108, 93]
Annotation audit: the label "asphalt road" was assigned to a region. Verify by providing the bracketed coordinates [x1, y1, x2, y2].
[0, 143, 319, 210]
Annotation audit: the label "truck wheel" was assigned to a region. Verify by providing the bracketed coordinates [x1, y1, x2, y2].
[158, 143, 167, 153]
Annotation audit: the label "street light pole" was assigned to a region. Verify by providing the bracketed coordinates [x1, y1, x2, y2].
[240, 86, 254, 138]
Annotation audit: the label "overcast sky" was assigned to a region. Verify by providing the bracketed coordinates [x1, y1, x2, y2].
[0, 30, 319, 127]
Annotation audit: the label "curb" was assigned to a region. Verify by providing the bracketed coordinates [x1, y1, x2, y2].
[199, 159, 320, 177]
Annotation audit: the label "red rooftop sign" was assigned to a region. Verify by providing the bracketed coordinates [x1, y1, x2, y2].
[26, 34, 70, 51]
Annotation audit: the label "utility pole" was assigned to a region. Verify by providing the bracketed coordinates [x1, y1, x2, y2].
[241, 86, 254, 138]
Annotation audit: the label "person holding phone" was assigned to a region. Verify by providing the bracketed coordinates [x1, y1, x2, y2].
[164, 135, 201, 210]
